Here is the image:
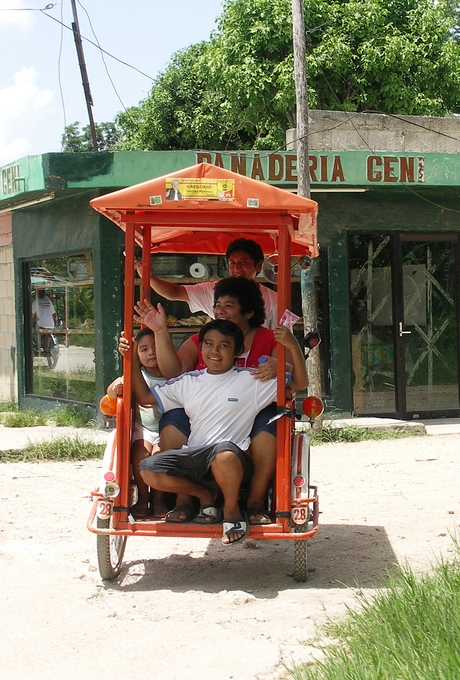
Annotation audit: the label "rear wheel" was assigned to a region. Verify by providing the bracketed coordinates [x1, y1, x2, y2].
[294, 522, 309, 582]
[96, 517, 127, 580]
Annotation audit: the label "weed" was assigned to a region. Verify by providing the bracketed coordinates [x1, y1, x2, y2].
[0, 399, 18, 412]
[309, 425, 426, 445]
[0, 404, 96, 428]
[1, 409, 48, 427]
[289, 544, 460, 679]
[0, 436, 105, 463]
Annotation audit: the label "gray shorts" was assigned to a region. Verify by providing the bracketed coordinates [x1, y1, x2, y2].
[139, 441, 254, 491]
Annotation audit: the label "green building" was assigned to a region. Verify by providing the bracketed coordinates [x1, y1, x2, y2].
[1, 112, 459, 420]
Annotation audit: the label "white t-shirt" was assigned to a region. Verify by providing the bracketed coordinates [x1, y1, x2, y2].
[32, 295, 56, 329]
[184, 280, 278, 330]
[151, 367, 278, 450]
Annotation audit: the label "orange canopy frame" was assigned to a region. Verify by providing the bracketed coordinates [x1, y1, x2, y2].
[90, 162, 318, 257]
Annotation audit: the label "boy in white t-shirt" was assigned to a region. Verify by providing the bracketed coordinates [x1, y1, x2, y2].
[132, 317, 307, 546]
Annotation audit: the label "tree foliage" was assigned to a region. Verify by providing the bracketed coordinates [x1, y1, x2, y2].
[61, 121, 120, 152]
[62, 0, 460, 153]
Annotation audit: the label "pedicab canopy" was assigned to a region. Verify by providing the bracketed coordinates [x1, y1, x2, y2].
[90, 162, 318, 257]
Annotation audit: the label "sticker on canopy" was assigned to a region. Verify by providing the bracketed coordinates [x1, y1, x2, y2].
[166, 177, 235, 201]
[150, 195, 162, 205]
[247, 198, 259, 208]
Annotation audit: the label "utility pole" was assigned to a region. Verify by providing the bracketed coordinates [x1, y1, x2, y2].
[70, 0, 99, 152]
[291, 0, 322, 423]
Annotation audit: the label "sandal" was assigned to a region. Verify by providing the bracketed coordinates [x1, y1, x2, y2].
[130, 502, 151, 520]
[165, 504, 195, 523]
[222, 513, 249, 546]
[151, 501, 168, 520]
[247, 506, 271, 525]
[194, 504, 222, 524]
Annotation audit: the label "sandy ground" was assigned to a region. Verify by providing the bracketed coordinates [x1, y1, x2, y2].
[1, 432, 459, 680]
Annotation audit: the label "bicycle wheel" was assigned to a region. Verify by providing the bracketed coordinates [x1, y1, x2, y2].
[96, 517, 127, 580]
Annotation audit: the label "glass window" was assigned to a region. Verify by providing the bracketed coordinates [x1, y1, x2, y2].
[349, 234, 395, 414]
[26, 254, 95, 404]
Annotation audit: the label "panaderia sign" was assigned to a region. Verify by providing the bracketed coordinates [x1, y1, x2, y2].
[195, 151, 459, 187]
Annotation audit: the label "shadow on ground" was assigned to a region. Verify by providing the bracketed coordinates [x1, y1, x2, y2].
[105, 523, 398, 596]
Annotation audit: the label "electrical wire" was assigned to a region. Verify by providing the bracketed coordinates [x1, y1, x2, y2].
[57, 0, 67, 149]
[76, 0, 127, 114]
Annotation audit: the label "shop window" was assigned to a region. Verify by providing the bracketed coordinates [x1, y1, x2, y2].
[25, 254, 95, 404]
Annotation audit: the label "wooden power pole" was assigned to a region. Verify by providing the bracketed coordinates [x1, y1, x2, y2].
[291, 0, 323, 422]
[70, 0, 99, 152]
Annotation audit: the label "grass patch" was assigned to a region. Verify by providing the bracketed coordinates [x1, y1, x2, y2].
[0, 404, 96, 428]
[289, 549, 460, 680]
[0, 399, 18, 412]
[0, 436, 105, 462]
[50, 405, 96, 428]
[309, 424, 426, 445]
[1, 409, 48, 427]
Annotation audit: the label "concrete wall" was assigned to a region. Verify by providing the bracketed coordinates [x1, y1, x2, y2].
[0, 212, 16, 401]
[286, 110, 460, 153]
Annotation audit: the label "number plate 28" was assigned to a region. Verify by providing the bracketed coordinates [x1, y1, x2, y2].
[291, 506, 309, 525]
[96, 499, 113, 520]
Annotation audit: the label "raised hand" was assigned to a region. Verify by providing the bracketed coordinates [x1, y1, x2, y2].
[273, 324, 298, 349]
[134, 300, 167, 333]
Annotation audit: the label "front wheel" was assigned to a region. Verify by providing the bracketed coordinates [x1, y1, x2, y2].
[294, 522, 309, 582]
[96, 517, 127, 580]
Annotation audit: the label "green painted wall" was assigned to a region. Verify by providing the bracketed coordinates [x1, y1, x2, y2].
[13, 192, 124, 414]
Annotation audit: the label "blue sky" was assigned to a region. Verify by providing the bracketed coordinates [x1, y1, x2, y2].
[0, 0, 224, 165]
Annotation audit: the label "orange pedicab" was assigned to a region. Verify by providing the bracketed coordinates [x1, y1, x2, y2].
[87, 162, 322, 582]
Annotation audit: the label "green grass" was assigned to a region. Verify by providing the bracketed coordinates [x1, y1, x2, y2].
[0, 399, 18, 412]
[1, 409, 48, 427]
[0, 436, 105, 462]
[289, 549, 460, 680]
[310, 425, 426, 445]
[0, 404, 96, 428]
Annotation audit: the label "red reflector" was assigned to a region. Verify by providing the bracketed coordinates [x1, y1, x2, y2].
[302, 396, 324, 419]
[104, 471, 116, 482]
[293, 475, 305, 488]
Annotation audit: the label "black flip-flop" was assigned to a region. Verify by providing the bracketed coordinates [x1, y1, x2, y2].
[165, 504, 195, 523]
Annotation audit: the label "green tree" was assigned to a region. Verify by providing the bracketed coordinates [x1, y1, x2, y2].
[76, 0, 460, 152]
[61, 121, 120, 152]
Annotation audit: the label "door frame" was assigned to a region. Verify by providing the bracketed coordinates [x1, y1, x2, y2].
[392, 232, 460, 419]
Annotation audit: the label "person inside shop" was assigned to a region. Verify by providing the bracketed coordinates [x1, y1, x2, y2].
[131, 317, 308, 545]
[32, 289, 57, 353]
[135, 237, 278, 329]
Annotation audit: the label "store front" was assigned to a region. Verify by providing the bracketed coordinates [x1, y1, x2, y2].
[1, 135, 460, 419]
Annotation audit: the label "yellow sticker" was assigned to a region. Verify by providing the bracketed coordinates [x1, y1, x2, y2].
[165, 177, 235, 201]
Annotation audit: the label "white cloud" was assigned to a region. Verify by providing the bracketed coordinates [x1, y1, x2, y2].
[0, 0, 34, 30]
[0, 67, 54, 165]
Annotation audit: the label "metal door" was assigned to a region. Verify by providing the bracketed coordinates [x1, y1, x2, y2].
[395, 235, 460, 418]
[349, 233, 460, 418]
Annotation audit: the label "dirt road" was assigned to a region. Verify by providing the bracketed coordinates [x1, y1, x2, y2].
[1, 433, 459, 680]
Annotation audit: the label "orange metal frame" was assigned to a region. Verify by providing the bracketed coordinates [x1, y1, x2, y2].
[88, 202, 319, 542]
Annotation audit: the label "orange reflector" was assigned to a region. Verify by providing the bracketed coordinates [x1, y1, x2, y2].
[302, 396, 324, 419]
[100, 394, 116, 417]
